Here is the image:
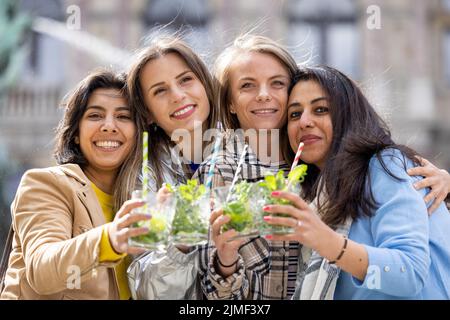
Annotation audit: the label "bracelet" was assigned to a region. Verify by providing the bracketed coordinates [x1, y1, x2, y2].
[329, 236, 348, 265]
[216, 255, 239, 268]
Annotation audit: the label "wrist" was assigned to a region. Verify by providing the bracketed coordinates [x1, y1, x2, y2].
[217, 252, 238, 267]
[217, 255, 239, 268]
[215, 251, 239, 278]
[316, 228, 343, 260]
[106, 223, 120, 254]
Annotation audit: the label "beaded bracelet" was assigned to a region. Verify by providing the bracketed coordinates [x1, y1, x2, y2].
[329, 236, 348, 265]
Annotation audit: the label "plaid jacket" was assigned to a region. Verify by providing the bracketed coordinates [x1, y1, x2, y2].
[193, 133, 299, 300]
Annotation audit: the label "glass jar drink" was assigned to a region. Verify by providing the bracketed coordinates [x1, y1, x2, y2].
[168, 180, 211, 246]
[128, 190, 176, 252]
[214, 182, 260, 239]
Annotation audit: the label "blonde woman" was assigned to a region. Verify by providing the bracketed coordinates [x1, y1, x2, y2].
[194, 34, 302, 299]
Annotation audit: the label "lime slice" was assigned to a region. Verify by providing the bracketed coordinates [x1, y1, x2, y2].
[149, 216, 166, 233]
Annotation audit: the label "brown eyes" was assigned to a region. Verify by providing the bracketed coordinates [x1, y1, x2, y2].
[180, 76, 193, 83]
[86, 113, 131, 120]
[289, 111, 302, 119]
[289, 107, 329, 119]
[153, 88, 166, 95]
[153, 76, 194, 96]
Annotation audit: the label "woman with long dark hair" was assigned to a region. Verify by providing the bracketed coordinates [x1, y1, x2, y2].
[263, 66, 450, 299]
[1, 70, 149, 299]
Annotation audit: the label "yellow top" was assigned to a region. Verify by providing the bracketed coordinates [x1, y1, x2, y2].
[91, 183, 131, 300]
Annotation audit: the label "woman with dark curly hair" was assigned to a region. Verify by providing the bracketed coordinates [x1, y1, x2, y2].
[1, 70, 149, 299]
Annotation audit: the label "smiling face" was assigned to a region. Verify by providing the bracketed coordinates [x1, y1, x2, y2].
[228, 51, 290, 131]
[78, 88, 136, 176]
[287, 80, 333, 169]
[139, 52, 210, 135]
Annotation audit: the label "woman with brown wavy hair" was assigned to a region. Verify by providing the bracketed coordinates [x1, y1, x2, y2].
[1, 69, 149, 299]
[127, 35, 218, 190]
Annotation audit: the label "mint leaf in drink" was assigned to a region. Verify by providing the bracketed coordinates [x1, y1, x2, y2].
[170, 179, 209, 243]
[222, 181, 254, 233]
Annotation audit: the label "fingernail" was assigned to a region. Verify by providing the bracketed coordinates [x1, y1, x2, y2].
[413, 183, 418, 189]
[265, 235, 273, 240]
[263, 205, 271, 212]
[271, 191, 280, 196]
[145, 214, 152, 219]
[263, 215, 272, 221]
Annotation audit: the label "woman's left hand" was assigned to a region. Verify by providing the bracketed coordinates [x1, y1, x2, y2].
[262, 191, 339, 255]
[407, 157, 450, 214]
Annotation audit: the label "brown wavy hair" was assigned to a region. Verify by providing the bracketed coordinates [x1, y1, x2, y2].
[127, 35, 218, 188]
[54, 69, 145, 211]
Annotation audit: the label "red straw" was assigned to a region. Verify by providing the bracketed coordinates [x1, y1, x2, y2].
[290, 142, 304, 171]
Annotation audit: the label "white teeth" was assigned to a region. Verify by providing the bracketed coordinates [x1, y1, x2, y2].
[95, 141, 121, 148]
[173, 105, 194, 117]
[252, 109, 277, 114]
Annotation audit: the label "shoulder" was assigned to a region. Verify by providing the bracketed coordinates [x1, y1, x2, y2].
[12, 165, 86, 214]
[19, 164, 87, 191]
[367, 148, 427, 209]
[368, 148, 415, 181]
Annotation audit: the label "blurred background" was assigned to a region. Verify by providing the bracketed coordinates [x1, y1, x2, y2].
[1, 0, 450, 252]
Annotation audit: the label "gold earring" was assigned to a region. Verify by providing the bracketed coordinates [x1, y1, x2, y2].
[74, 137, 80, 144]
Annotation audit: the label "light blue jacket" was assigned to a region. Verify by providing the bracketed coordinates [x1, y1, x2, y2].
[334, 149, 450, 300]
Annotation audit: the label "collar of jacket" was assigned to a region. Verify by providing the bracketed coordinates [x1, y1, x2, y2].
[58, 163, 106, 227]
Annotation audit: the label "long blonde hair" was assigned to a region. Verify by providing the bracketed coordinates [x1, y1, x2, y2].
[214, 34, 299, 130]
[213, 34, 299, 162]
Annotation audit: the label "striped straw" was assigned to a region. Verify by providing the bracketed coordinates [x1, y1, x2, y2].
[290, 142, 304, 171]
[286, 142, 304, 190]
[226, 143, 248, 202]
[205, 121, 223, 192]
[142, 131, 149, 202]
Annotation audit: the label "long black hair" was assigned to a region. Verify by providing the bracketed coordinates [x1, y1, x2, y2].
[288, 66, 421, 227]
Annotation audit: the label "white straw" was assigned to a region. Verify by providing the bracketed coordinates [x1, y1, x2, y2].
[226, 144, 248, 202]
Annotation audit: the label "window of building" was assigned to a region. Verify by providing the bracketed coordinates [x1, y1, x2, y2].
[286, 0, 360, 78]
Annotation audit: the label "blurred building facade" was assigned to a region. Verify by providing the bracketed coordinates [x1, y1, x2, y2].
[1, 0, 450, 247]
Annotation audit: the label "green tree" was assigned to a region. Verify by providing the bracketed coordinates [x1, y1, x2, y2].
[0, 0, 31, 94]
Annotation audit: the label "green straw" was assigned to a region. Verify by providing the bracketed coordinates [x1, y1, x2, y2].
[142, 131, 149, 203]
